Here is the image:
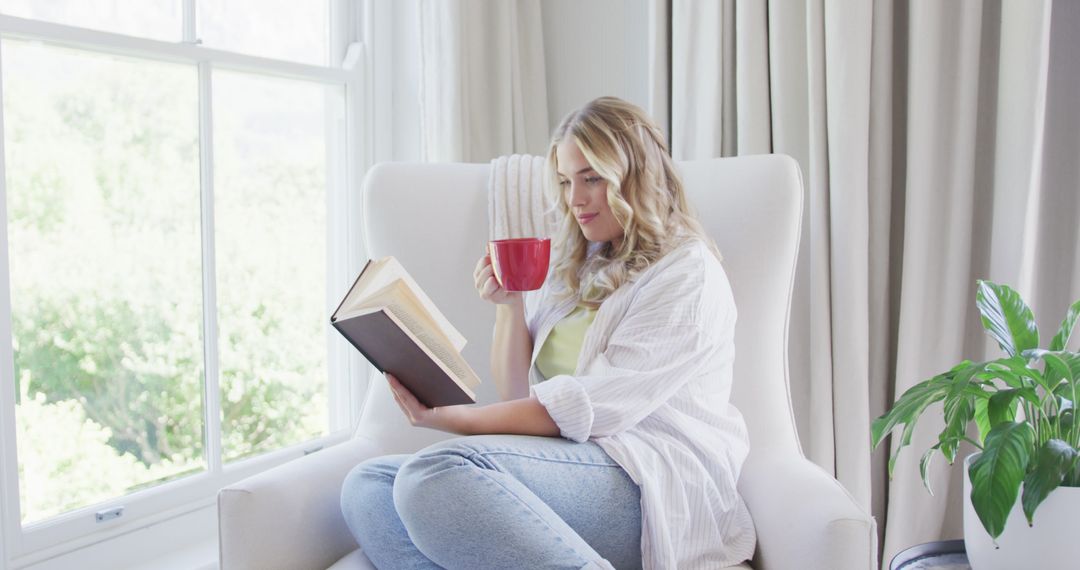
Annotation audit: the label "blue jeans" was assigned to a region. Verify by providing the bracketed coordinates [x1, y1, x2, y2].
[340, 434, 642, 570]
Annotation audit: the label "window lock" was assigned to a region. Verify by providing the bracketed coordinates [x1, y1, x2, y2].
[95, 506, 124, 523]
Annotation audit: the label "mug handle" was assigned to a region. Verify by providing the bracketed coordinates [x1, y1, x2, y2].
[487, 243, 504, 287]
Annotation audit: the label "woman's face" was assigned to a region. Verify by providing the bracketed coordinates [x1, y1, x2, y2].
[556, 139, 624, 248]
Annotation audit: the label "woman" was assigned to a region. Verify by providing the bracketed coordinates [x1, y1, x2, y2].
[340, 97, 755, 569]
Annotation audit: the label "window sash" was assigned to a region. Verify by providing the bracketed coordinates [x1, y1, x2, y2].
[0, 4, 368, 564]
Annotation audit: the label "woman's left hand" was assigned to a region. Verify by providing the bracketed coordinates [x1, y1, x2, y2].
[385, 372, 474, 435]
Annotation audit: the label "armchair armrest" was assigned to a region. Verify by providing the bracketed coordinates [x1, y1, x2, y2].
[739, 453, 877, 570]
[218, 437, 385, 570]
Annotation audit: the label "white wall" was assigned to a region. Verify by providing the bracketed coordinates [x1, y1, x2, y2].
[540, 0, 652, 132]
[379, 0, 653, 161]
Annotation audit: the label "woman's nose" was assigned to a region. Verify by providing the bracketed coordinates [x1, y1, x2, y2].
[569, 182, 587, 207]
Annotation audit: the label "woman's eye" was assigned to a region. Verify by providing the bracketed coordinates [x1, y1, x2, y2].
[585, 176, 603, 184]
[558, 179, 570, 187]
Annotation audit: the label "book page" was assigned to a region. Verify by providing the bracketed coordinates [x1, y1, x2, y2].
[382, 257, 467, 352]
[336, 258, 393, 317]
[337, 257, 466, 352]
[340, 279, 446, 344]
[381, 302, 480, 390]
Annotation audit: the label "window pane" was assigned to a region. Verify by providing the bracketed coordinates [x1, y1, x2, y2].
[198, 0, 328, 66]
[2, 40, 203, 524]
[0, 0, 180, 42]
[213, 70, 341, 462]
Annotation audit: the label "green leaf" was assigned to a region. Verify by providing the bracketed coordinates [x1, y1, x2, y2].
[1049, 298, 1080, 351]
[988, 389, 1031, 427]
[1057, 406, 1074, 437]
[1040, 351, 1080, 388]
[974, 397, 991, 444]
[1054, 382, 1075, 399]
[920, 442, 944, 496]
[969, 422, 1036, 539]
[1038, 416, 1056, 447]
[872, 375, 951, 451]
[941, 396, 973, 463]
[1021, 439, 1079, 524]
[889, 420, 918, 477]
[1067, 457, 1080, 487]
[950, 359, 977, 373]
[952, 362, 990, 389]
[982, 355, 1038, 389]
[985, 355, 1031, 373]
[976, 281, 1039, 358]
[874, 363, 990, 478]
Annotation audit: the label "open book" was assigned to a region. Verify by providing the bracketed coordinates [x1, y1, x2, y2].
[331, 257, 480, 408]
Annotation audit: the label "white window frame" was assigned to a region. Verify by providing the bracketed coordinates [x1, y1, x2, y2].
[0, 1, 373, 566]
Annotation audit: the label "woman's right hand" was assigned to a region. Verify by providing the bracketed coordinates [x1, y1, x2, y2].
[474, 254, 522, 305]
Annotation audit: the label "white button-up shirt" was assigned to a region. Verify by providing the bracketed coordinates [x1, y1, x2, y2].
[526, 238, 756, 569]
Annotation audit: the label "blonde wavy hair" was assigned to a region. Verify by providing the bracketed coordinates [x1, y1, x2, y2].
[547, 96, 720, 308]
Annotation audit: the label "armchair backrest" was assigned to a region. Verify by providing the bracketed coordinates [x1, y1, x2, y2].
[353, 155, 804, 459]
[678, 156, 803, 457]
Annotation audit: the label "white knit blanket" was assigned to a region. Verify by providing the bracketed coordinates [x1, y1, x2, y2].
[487, 154, 557, 241]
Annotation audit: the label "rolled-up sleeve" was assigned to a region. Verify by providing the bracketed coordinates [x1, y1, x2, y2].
[532, 321, 718, 442]
[529, 374, 594, 442]
[530, 257, 735, 442]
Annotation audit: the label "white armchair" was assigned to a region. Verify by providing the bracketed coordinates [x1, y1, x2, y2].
[217, 155, 876, 570]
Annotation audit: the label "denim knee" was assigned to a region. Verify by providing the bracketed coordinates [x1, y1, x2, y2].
[340, 457, 397, 537]
[391, 443, 476, 546]
[391, 436, 536, 523]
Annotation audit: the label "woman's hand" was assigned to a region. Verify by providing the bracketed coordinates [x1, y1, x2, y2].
[474, 254, 522, 306]
[387, 373, 559, 437]
[385, 372, 474, 435]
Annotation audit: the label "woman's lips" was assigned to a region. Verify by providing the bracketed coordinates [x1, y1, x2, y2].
[577, 213, 598, 225]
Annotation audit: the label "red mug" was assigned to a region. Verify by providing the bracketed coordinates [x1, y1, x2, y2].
[488, 238, 551, 292]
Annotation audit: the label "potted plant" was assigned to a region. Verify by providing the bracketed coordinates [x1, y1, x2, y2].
[872, 280, 1080, 570]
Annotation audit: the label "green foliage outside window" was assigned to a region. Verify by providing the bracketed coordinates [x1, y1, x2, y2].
[4, 40, 329, 523]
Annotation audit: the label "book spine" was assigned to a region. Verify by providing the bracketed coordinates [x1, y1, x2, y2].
[331, 258, 374, 321]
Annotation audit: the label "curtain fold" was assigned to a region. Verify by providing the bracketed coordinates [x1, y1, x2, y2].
[885, 0, 989, 555]
[671, 0, 728, 159]
[646, 0, 671, 141]
[662, 0, 1074, 566]
[820, 0, 875, 514]
[986, 1, 1053, 298]
[866, 0, 900, 545]
[735, 0, 772, 155]
[418, 0, 549, 162]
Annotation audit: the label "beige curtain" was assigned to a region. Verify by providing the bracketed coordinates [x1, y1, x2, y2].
[665, 0, 1079, 565]
[418, 0, 550, 162]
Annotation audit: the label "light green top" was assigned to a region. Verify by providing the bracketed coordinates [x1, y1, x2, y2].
[535, 304, 598, 380]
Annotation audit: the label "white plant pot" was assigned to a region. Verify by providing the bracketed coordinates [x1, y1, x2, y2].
[963, 453, 1080, 570]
